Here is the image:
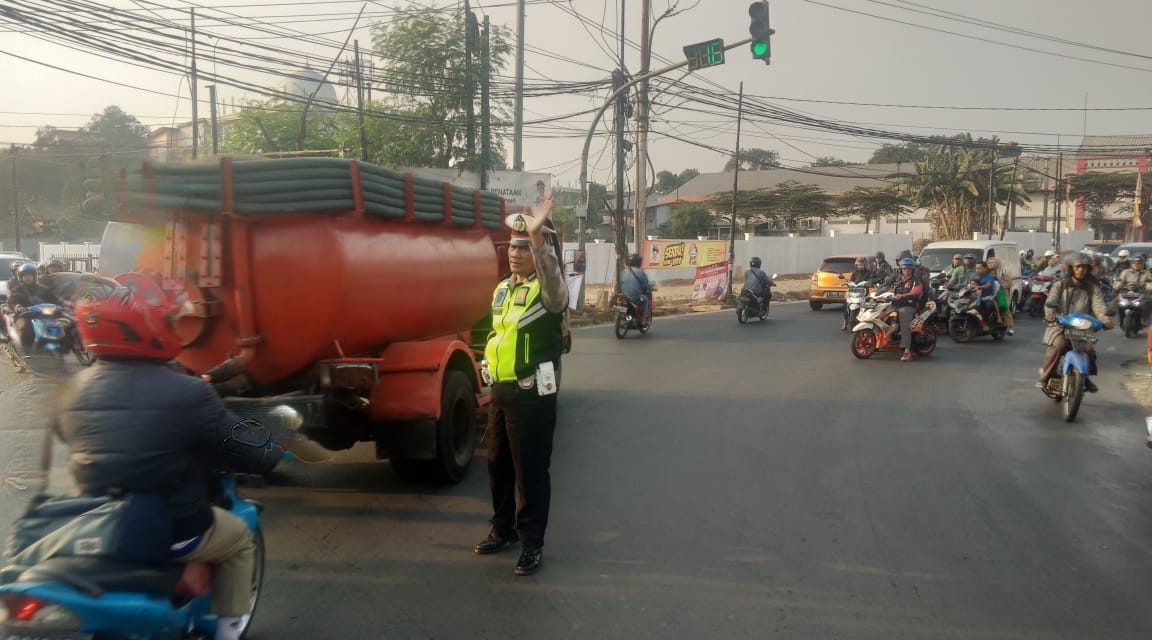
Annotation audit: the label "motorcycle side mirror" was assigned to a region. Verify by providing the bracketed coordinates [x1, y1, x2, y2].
[771, 273, 779, 279]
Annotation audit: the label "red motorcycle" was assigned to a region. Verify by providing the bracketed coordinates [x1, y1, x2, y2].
[1027, 275, 1054, 317]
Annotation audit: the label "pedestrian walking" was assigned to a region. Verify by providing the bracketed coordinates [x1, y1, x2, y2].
[474, 198, 568, 576]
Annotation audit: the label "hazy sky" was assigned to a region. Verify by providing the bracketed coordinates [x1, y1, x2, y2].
[3, 0, 1152, 189]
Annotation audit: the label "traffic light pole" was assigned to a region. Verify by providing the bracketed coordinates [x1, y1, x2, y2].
[579, 37, 751, 208]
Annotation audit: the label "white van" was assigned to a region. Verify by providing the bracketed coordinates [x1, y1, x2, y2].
[919, 240, 1022, 307]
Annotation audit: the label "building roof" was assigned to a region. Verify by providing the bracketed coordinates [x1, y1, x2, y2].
[1077, 134, 1152, 156]
[668, 163, 909, 202]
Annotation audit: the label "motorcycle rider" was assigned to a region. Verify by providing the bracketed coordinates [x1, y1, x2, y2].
[1116, 254, 1152, 325]
[620, 253, 654, 326]
[872, 251, 892, 283]
[842, 257, 871, 331]
[1020, 249, 1035, 275]
[1039, 253, 1063, 278]
[7, 261, 59, 350]
[941, 254, 963, 278]
[742, 256, 774, 317]
[970, 261, 999, 332]
[892, 257, 924, 362]
[42, 258, 67, 275]
[56, 289, 284, 640]
[948, 254, 978, 289]
[1114, 249, 1131, 276]
[1037, 254, 1112, 393]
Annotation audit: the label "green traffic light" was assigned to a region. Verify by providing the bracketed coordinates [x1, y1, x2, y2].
[751, 41, 768, 57]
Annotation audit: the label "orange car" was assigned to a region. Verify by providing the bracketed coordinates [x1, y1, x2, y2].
[808, 255, 859, 311]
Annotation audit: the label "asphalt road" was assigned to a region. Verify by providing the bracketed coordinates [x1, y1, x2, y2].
[2, 303, 1151, 639]
[246, 302, 1152, 640]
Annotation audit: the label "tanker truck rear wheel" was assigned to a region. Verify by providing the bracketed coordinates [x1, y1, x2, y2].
[390, 370, 477, 484]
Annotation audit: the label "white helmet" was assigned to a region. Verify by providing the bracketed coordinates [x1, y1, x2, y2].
[1117, 249, 1131, 259]
[1043, 249, 1056, 257]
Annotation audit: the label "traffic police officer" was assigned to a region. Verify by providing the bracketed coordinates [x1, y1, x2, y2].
[474, 200, 569, 577]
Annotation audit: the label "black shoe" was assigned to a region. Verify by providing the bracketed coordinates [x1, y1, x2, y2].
[1084, 378, 1098, 394]
[474, 530, 519, 555]
[514, 546, 542, 576]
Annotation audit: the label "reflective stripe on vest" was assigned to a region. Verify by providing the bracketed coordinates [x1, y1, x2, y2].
[486, 277, 543, 383]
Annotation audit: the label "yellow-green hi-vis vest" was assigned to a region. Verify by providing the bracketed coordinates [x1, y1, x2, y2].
[485, 275, 564, 383]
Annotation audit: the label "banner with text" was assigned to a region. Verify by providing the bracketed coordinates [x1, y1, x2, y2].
[691, 261, 730, 303]
[642, 240, 727, 269]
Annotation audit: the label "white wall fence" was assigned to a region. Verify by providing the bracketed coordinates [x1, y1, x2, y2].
[565, 230, 1096, 286]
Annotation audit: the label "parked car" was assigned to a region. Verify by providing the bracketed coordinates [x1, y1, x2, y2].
[1082, 242, 1120, 257]
[0, 252, 30, 304]
[809, 255, 857, 311]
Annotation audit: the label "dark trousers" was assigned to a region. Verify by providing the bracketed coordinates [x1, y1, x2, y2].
[487, 380, 558, 549]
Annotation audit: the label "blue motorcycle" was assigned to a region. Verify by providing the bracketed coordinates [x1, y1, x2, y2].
[0, 472, 264, 639]
[1039, 313, 1103, 422]
[5, 303, 93, 372]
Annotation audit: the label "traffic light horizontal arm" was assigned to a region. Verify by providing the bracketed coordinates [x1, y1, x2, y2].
[580, 37, 752, 205]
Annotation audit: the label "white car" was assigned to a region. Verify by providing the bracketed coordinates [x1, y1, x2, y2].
[0, 252, 31, 302]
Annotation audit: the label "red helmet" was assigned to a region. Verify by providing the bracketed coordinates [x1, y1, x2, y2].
[75, 289, 182, 361]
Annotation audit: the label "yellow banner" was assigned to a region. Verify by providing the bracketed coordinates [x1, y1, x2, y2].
[641, 240, 727, 269]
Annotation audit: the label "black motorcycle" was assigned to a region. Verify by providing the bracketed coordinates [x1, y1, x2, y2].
[1117, 283, 1145, 338]
[736, 288, 770, 324]
[612, 293, 651, 339]
[948, 287, 1007, 342]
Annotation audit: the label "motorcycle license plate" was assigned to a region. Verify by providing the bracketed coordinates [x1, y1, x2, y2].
[611, 305, 628, 313]
[1064, 328, 1095, 343]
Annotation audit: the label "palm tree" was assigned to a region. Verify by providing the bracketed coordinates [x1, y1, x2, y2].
[900, 145, 1029, 239]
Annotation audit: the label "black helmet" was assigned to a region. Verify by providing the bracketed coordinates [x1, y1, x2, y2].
[628, 253, 642, 268]
[9, 261, 24, 276]
[875, 251, 886, 260]
[17, 262, 37, 277]
[1133, 254, 1147, 265]
[1067, 254, 1090, 268]
[898, 249, 914, 260]
[749, 257, 762, 269]
[962, 253, 976, 261]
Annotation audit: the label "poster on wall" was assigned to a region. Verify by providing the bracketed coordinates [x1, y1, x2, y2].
[642, 240, 727, 269]
[691, 261, 729, 303]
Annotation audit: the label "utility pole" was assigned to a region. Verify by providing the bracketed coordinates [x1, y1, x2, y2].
[727, 82, 743, 304]
[10, 150, 19, 253]
[987, 154, 996, 239]
[895, 160, 901, 236]
[354, 40, 368, 161]
[512, 0, 525, 171]
[613, 68, 627, 294]
[480, 16, 491, 189]
[1000, 155, 1019, 240]
[633, 0, 651, 247]
[207, 84, 219, 155]
[190, 9, 199, 160]
[464, 1, 477, 167]
[1054, 152, 1063, 250]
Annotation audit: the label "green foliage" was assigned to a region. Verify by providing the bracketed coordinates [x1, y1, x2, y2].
[837, 186, 910, 226]
[723, 148, 780, 172]
[370, 4, 513, 169]
[1067, 171, 1152, 233]
[810, 156, 856, 167]
[869, 135, 1020, 165]
[658, 204, 714, 238]
[221, 98, 357, 155]
[706, 181, 831, 233]
[898, 142, 1030, 239]
[869, 142, 928, 165]
[81, 106, 150, 151]
[654, 168, 699, 194]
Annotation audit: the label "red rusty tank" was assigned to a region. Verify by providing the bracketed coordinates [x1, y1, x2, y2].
[100, 158, 506, 386]
[104, 215, 499, 384]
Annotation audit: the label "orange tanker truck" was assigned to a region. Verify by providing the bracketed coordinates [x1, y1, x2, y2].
[98, 157, 511, 483]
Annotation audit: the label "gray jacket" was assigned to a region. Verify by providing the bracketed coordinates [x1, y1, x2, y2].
[1042, 277, 1109, 346]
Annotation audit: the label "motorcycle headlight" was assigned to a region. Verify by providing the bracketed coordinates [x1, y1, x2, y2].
[1070, 317, 1092, 330]
[1120, 299, 1130, 307]
[40, 307, 56, 316]
[1134, 300, 1143, 307]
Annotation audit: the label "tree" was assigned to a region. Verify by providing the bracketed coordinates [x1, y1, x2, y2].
[370, 5, 513, 169]
[837, 186, 910, 229]
[705, 189, 776, 232]
[898, 144, 1029, 239]
[767, 181, 832, 233]
[869, 142, 929, 165]
[1067, 171, 1151, 237]
[810, 156, 855, 168]
[221, 98, 357, 155]
[82, 106, 150, 151]
[658, 204, 714, 238]
[654, 168, 699, 194]
[724, 148, 780, 172]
